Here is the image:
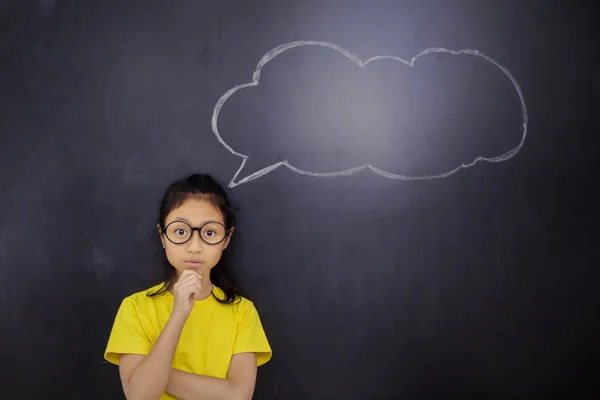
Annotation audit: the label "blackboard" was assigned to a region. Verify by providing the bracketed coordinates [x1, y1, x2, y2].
[1, 0, 599, 398]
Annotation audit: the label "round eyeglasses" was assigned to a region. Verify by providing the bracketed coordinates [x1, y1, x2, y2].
[160, 220, 229, 245]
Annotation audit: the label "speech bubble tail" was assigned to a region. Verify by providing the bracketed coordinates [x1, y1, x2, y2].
[228, 157, 285, 188]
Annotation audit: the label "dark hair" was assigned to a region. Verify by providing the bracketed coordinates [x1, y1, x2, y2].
[147, 173, 243, 304]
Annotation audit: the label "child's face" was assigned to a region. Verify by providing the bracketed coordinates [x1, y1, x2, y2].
[160, 197, 233, 279]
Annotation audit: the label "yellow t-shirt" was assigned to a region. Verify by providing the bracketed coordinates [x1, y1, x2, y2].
[104, 283, 272, 400]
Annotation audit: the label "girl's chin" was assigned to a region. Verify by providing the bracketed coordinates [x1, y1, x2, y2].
[176, 265, 211, 275]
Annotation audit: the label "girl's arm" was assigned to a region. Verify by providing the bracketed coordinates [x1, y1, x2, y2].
[165, 352, 258, 400]
[118, 313, 187, 400]
[119, 271, 202, 400]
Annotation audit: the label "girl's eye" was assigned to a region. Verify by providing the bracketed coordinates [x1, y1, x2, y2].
[175, 229, 187, 236]
[205, 230, 215, 237]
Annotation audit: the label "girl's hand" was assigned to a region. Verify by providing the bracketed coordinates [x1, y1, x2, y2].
[171, 270, 202, 318]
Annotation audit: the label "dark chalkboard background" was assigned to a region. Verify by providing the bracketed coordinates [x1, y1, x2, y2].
[1, 1, 599, 399]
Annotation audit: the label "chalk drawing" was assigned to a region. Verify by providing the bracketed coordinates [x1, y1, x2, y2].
[211, 41, 528, 188]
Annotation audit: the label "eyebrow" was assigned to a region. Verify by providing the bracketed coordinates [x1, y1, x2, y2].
[169, 217, 223, 225]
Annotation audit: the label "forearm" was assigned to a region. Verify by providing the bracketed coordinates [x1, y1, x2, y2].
[127, 314, 187, 400]
[166, 369, 242, 400]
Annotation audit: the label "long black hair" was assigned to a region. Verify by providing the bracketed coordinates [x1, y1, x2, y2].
[147, 173, 244, 304]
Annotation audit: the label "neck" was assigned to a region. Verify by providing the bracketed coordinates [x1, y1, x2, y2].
[195, 282, 214, 301]
[198, 273, 214, 298]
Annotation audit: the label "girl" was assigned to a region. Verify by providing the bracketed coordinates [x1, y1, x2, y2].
[104, 174, 272, 400]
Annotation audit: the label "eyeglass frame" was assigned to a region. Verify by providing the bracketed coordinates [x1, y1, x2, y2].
[157, 220, 231, 246]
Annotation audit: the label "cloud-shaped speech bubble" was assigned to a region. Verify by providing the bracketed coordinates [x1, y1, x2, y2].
[211, 41, 528, 188]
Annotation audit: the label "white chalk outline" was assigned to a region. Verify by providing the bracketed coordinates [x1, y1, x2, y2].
[211, 40, 528, 188]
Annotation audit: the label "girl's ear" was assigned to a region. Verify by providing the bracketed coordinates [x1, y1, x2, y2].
[223, 227, 235, 250]
[157, 224, 166, 249]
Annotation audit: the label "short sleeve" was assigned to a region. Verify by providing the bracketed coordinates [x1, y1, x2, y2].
[233, 301, 272, 366]
[104, 297, 152, 365]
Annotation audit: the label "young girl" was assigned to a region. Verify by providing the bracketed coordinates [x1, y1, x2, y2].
[104, 174, 272, 400]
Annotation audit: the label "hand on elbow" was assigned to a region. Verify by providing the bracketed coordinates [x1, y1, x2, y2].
[128, 393, 163, 400]
[125, 383, 165, 400]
